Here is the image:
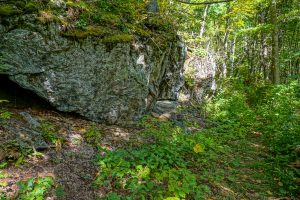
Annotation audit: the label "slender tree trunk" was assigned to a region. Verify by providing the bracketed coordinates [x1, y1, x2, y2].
[230, 36, 236, 77]
[199, 5, 209, 44]
[261, 32, 268, 81]
[259, 10, 269, 81]
[270, 0, 280, 84]
[223, 31, 229, 78]
[222, 5, 232, 79]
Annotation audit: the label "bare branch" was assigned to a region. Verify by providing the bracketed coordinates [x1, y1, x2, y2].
[176, 0, 235, 5]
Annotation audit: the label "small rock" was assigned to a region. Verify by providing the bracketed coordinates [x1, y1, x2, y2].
[151, 112, 160, 118]
[158, 113, 172, 122]
[19, 112, 40, 129]
[153, 100, 177, 114]
[151, 112, 176, 122]
[187, 127, 202, 133]
[69, 134, 83, 146]
[3, 125, 49, 150]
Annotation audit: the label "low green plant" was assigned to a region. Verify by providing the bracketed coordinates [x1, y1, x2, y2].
[1, 140, 33, 166]
[55, 185, 66, 198]
[0, 111, 12, 121]
[84, 124, 101, 145]
[0, 194, 8, 200]
[139, 117, 181, 143]
[0, 162, 7, 169]
[194, 48, 207, 58]
[98, 192, 121, 200]
[40, 122, 63, 146]
[184, 67, 196, 89]
[17, 176, 54, 199]
[94, 118, 218, 199]
[1, 139, 46, 166]
[95, 144, 198, 199]
[0, 162, 8, 188]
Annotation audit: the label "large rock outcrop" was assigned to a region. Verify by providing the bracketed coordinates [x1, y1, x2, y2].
[0, 15, 185, 124]
[180, 53, 217, 104]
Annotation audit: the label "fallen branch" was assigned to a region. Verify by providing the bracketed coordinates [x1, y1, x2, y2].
[177, 0, 235, 5]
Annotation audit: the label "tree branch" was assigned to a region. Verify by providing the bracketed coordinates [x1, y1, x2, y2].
[176, 0, 235, 5]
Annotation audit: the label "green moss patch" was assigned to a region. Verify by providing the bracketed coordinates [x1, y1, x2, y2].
[0, 4, 20, 16]
[101, 34, 134, 43]
[0, 1, 41, 16]
[62, 25, 112, 38]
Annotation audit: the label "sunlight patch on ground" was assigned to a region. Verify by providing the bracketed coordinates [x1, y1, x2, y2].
[215, 183, 236, 196]
[250, 142, 266, 149]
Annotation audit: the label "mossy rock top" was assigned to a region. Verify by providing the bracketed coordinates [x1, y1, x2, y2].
[0, 0, 177, 45]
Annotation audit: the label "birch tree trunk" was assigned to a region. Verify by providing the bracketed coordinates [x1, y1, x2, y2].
[260, 10, 268, 81]
[199, 5, 209, 44]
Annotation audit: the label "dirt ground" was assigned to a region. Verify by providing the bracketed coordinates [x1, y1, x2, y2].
[0, 108, 137, 199]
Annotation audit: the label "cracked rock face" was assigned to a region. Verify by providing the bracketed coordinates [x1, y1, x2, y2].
[180, 55, 217, 103]
[0, 16, 185, 124]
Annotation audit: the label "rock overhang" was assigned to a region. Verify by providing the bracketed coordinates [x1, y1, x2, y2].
[0, 18, 185, 124]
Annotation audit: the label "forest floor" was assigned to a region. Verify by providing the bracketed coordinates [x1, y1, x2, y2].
[0, 107, 298, 199]
[0, 107, 140, 199]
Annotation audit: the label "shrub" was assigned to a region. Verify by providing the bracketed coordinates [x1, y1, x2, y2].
[40, 122, 63, 146]
[84, 124, 102, 145]
[204, 79, 300, 196]
[17, 176, 54, 199]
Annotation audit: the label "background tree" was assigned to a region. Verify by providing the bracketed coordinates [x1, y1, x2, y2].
[164, 0, 300, 84]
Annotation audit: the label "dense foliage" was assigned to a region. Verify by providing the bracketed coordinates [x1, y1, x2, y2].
[205, 80, 300, 195]
[93, 80, 299, 199]
[173, 0, 299, 83]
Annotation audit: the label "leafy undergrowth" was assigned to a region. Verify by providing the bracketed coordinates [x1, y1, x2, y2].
[0, 159, 54, 200]
[94, 80, 299, 199]
[16, 176, 54, 200]
[0, 80, 299, 199]
[205, 80, 300, 197]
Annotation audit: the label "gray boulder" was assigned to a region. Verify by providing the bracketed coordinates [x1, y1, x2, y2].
[147, 0, 159, 13]
[153, 100, 177, 114]
[0, 16, 185, 124]
[19, 112, 41, 129]
[180, 54, 217, 104]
